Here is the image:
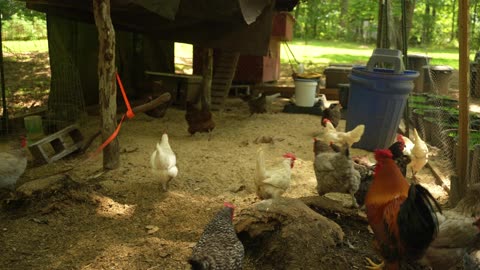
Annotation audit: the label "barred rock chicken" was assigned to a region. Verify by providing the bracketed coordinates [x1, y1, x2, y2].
[255, 147, 296, 200]
[317, 119, 365, 148]
[365, 149, 441, 270]
[0, 136, 27, 191]
[321, 103, 342, 128]
[423, 184, 480, 270]
[150, 133, 178, 191]
[188, 202, 245, 270]
[314, 143, 361, 208]
[185, 95, 215, 136]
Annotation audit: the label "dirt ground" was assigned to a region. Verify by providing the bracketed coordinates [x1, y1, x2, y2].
[0, 97, 449, 270]
[0, 52, 452, 270]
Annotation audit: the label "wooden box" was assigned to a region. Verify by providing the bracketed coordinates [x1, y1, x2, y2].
[271, 12, 295, 41]
[234, 39, 281, 83]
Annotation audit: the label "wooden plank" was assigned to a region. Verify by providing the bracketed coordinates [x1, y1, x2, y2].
[145, 71, 203, 80]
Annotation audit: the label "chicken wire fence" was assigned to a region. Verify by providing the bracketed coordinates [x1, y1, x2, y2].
[406, 54, 480, 187]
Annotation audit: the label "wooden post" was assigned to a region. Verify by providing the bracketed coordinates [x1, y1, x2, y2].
[93, 0, 119, 169]
[451, 0, 470, 205]
[201, 48, 213, 104]
[0, 12, 8, 132]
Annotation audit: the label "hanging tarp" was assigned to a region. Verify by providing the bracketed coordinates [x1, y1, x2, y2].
[25, 0, 282, 55]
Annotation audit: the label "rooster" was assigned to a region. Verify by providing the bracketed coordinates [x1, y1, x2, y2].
[365, 149, 441, 270]
[422, 184, 480, 270]
[314, 142, 361, 208]
[0, 136, 28, 191]
[255, 147, 296, 200]
[188, 202, 244, 270]
[150, 133, 178, 191]
[402, 129, 429, 182]
[185, 95, 215, 136]
[317, 119, 365, 148]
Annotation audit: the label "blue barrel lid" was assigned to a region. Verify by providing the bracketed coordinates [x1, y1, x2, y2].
[351, 66, 419, 79]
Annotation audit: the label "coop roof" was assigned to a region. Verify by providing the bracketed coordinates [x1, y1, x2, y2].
[25, 0, 298, 55]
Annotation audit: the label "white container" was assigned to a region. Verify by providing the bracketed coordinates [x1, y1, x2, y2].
[294, 79, 318, 107]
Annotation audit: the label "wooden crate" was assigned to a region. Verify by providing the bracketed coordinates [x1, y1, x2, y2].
[271, 12, 295, 41]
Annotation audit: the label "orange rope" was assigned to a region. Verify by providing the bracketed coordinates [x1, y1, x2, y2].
[90, 73, 134, 158]
[116, 72, 135, 119]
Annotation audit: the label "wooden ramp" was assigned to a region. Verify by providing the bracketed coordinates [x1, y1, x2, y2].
[211, 51, 240, 111]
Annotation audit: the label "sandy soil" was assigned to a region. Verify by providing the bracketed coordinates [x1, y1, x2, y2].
[0, 96, 449, 270]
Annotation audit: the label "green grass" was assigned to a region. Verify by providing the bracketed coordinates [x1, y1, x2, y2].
[283, 40, 474, 70]
[0, 39, 472, 71]
[2, 39, 48, 53]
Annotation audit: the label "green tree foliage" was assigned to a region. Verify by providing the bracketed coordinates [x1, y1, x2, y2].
[293, 0, 477, 48]
[0, 0, 47, 40]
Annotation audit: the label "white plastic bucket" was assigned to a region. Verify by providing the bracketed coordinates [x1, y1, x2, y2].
[294, 79, 318, 107]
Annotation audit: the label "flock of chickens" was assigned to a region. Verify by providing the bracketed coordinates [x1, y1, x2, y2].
[146, 97, 480, 270]
[1, 93, 480, 270]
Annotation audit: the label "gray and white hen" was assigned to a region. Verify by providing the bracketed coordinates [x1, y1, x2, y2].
[188, 202, 245, 270]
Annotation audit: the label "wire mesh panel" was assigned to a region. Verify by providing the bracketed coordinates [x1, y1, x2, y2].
[45, 59, 87, 135]
[408, 60, 480, 186]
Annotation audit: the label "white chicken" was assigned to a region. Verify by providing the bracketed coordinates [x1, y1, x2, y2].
[150, 133, 178, 191]
[254, 148, 296, 200]
[401, 128, 429, 181]
[0, 136, 28, 191]
[317, 119, 365, 148]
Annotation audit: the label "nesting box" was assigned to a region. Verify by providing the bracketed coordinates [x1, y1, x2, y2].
[271, 12, 295, 41]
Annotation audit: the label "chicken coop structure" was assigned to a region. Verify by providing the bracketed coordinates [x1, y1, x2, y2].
[0, 0, 300, 136]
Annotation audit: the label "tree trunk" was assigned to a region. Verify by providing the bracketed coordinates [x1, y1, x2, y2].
[339, 0, 349, 38]
[451, 0, 457, 42]
[93, 0, 119, 170]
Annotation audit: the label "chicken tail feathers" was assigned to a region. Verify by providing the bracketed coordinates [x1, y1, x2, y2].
[397, 184, 442, 257]
[346, 124, 365, 144]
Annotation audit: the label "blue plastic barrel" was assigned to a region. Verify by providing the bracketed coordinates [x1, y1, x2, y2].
[346, 67, 419, 151]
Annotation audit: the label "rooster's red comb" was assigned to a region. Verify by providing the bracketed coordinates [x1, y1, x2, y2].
[374, 149, 393, 161]
[396, 134, 405, 144]
[283, 153, 296, 160]
[322, 118, 331, 124]
[223, 202, 235, 209]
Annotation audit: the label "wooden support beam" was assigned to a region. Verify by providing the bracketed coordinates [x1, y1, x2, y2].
[452, 0, 470, 205]
[93, 0, 119, 170]
[201, 48, 213, 104]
